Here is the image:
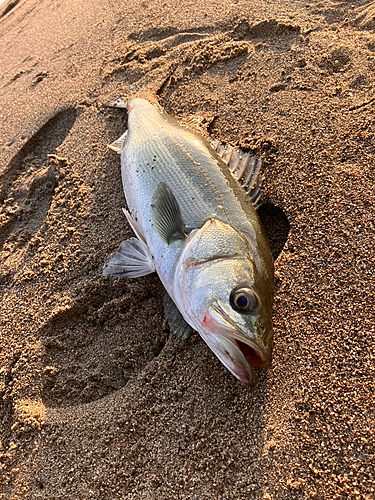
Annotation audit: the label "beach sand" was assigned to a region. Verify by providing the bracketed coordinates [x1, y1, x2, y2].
[0, 0, 374, 498]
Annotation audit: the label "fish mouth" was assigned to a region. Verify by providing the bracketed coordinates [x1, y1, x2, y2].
[197, 331, 260, 387]
[235, 339, 269, 368]
[207, 303, 272, 368]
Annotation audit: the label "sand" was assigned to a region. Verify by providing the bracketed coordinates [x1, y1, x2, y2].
[0, 0, 374, 498]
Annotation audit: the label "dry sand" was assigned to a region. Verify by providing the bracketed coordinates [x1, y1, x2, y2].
[0, 0, 374, 498]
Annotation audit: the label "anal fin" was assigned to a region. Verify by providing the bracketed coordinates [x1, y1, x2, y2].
[108, 96, 129, 109]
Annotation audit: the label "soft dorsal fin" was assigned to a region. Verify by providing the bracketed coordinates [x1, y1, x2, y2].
[108, 131, 128, 154]
[151, 182, 186, 244]
[210, 140, 264, 207]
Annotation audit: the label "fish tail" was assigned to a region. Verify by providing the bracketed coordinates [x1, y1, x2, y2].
[107, 96, 129, 109]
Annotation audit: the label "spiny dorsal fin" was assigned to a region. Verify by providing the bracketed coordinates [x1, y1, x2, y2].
[210, 140, 265, 208]
[151, 182, 186, 244]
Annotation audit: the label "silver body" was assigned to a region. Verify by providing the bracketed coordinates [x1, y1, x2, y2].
[107, 98, 274, 386]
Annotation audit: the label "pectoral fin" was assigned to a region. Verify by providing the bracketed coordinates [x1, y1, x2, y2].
[151, 182, 186, 244]
[103, 237, 155, 278]
[163, 294, 193, 340]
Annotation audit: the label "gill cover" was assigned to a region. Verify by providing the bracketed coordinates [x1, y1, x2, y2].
[174, 218, 273, 386]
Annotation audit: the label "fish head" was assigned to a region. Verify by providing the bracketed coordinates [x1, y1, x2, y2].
[174, 218, 273, 387]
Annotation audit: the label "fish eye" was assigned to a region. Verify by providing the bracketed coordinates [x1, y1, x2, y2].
[230, 288, 257, 313]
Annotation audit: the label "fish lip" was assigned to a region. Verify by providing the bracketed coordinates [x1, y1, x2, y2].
[197, 330, 259, 387]
[234, 359, 259, 387]
[208, 303, 272, 368]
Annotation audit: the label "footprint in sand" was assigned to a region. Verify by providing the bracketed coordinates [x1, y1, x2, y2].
[0, 109, 77, 257]
[0, 352, 21, 449]
[40, 277, 168, 409]
[0, 106, 168, 415]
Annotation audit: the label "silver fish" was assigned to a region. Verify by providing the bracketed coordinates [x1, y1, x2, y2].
[103, 98, 274, 386]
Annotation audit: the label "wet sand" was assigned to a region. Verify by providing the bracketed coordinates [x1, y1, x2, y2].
[0, 0, 374, 498]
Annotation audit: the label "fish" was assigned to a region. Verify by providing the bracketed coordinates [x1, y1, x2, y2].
[103, 97, 274, 387]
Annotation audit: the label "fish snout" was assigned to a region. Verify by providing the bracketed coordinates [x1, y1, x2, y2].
[205, 302, 273, 369]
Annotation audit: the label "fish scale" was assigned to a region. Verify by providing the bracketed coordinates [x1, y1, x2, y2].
[125, 104, 256, 235]
[128, 134, 218, 227]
